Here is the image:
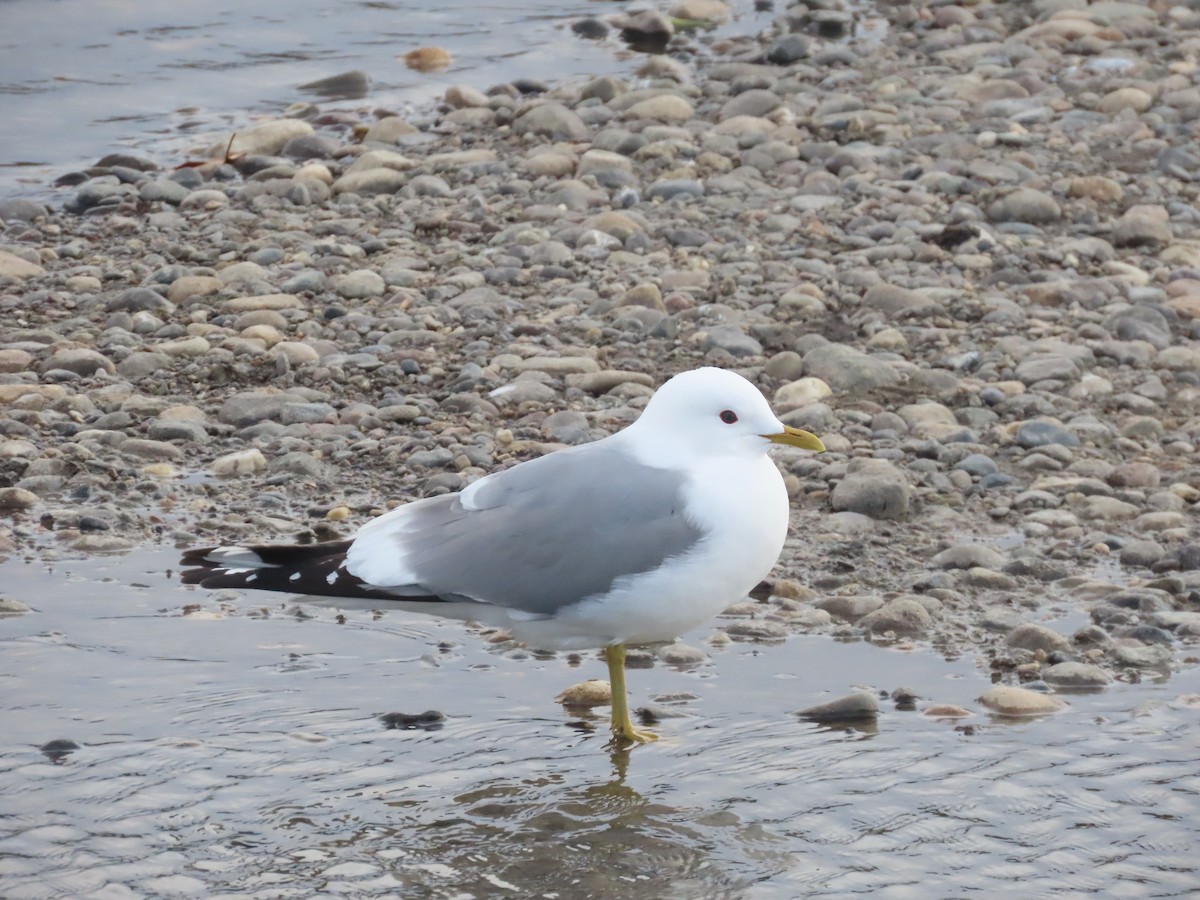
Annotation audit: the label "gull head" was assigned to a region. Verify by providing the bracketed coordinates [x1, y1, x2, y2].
[629, 367, 825, 462]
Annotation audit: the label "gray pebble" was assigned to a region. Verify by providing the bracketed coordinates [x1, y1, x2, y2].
[796, 692, 878, 722]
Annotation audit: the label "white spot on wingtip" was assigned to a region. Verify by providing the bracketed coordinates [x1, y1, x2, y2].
[289, 572, 301, 581]
[326, 570, 339, 585]
[246, 574, 257, 583]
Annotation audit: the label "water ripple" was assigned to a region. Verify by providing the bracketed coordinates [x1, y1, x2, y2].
[0, 550, 1197, 897]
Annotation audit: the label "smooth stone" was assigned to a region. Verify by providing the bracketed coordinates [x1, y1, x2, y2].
[626, 95, 694, 122]
[723, 620, 788, 640]
[929, 544, 1006, 570]
[831, 459, 910, 519]
[1098, 87, 1152, 114]
[1120, 539, 1165, 567]
[297, 69, 369, 99]
[345, 150, 418, 175]
[0, 597, 32, 615]
[272, 342, 321, 366]
[646, 179, 704, 201]
[489, 381, 559, 405]
[720, 89, 780, 120]
[1111, 644, 1172, 668]
[979, 686, 1067, 716]
[211, 448, 268, 476]
[331, 169, 408, 196]
[796, 692, 879, 721]
[556, 680, 611, 707]
[117, 352, 171, 378]
[669, 0, 730, 22]
[0, 198, 47, 221]
[218, 392, 290, 426]
[121, 438, 183, 460]
[65, 275, 101, 292]
[1069, 176, 1124, 203]
[802, 344, 900, 391]
[0, 487, 38, 509]
[923, 704, 973, 719]
[208, 119, 313, 157]
[822, 511, 875, 536]
[1075, 496, 1138, 521]
[0, 349, 34, 373]
[364, 117, 418, 144]
[813, 595, 884, 621]
[773, 377, 832, 410]
[513, 103, 589, 140]
[334, 270, 385, 299]
[222, 294, 304, 312]
[954, 454, 998, 477]
[1016, 420, 1080, 448]
[0, 251, 46, 279]
[445, 84, 490, 108]
[510, 356, 599, 375]
[41, 348, 115, 377]
[179, 189, 229, 209]
[139, 178, 189, 204]
[1007, 622, 1071, 653]
[565, 370, 653, 395]
[702, 325, 762, 358]
[767, 34, 809, 65]
[1113, 205, 1172, 247]
[657, 641, 708, 665]
[619, 283, 665, 311]
[167, 275, 223, 303]
[858, 598, 934, 636]
[988, 188, 1061, 224]
[158, 336, 210, 358]
[148, 420, 207, 442]
[1015, 355, 1078, 383]
[1042, 662, 1112, 688]
[71, 534, 134, 553]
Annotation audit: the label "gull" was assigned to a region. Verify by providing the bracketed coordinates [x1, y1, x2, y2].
[181, 367, 825, 743]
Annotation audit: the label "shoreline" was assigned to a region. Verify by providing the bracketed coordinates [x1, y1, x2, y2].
[1, 0, 1200, 699]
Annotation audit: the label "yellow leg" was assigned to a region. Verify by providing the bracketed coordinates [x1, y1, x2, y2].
[605, 644, 658, 743]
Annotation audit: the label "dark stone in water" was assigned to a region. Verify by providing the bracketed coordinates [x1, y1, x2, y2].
[40, 738, 80, 763]
[380, 710, 445, 731]
[512, 78, 549, 95]
[95, 152, 158, 171]
[767, 35, 809, 65]
[1118, 625, 1175, 646]
[797, 692, 879, 722]
[572, 18, 609, 39]
[298, 70, 370, 100]
[54, 171, 90, 188]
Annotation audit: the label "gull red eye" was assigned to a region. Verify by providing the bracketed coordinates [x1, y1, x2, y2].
[719, 409, 738, 424]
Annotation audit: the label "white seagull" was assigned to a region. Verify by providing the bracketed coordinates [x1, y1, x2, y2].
[181, 367, 825, 743]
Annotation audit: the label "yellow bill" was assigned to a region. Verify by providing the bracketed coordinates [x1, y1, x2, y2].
[763, 426, 825, 452]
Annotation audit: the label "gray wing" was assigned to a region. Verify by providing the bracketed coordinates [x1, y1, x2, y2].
[348, 443, 705, 615]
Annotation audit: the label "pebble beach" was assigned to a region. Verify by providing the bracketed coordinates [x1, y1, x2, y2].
[2, 0, 1200, 705]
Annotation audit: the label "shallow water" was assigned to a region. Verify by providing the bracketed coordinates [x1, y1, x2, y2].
[1, 548, 1198, 898]
[0, 0, 775, 197]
